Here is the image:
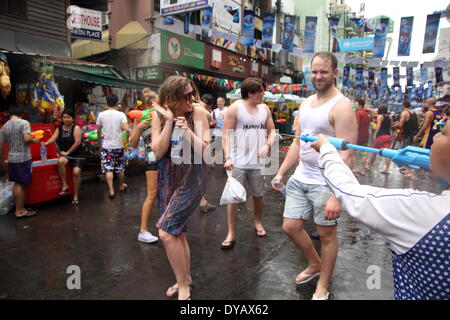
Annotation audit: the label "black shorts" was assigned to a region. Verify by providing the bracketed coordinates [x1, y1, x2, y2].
[8, 160, 32, 186]
[63, 156, 83, 169]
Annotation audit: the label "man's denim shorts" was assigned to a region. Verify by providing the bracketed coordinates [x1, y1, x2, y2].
[283, 177, 338, 226]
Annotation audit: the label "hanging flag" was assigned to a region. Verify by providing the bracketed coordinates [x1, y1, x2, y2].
[328, 16, 340, 53]
[380, 67, 388, 88]
[282, 15, 296, 52]
[420, 64, 428, 85]
[241, 10, 255, 47]
[435, 67, 443, 83]
[373, 18, 389, 58]
[406, 67, 414, 87]
[343, 66, 350, 87]
[397, 16, 414, 56]
[423, 13, 441, 54]
[392, 67, 400, 87]
[201, 7, 213, 38]
[328, 16, 340, 39]
[303, 16, 318, 53]
[355, 67, 363, 87]
[262, 13, 275, 49]
[368, 68, 375, 88]
[184, 12, 191, 34]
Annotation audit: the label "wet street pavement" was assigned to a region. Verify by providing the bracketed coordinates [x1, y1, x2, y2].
[0, 153, 446, 300]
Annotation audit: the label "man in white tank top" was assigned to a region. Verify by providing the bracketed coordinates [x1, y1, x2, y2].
[271, 53, 357, 300]
[221, 77, 276, 249]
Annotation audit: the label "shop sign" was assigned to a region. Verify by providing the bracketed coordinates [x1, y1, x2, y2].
[160, 0, 211, 16]
[68, 5, 102, 41]
[135, 66, 162, 81]
[212, 49, 222, 69]
[251, 62, 259, 76]
[161, 31, 205, 69]
[228, 55, 245, 73]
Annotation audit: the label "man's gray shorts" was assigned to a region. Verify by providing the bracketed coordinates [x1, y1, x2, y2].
[283, 177, 338, 226]
[231, 168, 265, 197]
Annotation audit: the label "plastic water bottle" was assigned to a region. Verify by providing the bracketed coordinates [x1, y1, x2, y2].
[273, 179, 287, 197]
[40, 142, 47, 163]
[171, 126, 185, 164]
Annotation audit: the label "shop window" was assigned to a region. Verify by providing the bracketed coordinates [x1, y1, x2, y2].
[0, 0, 27, 18]
[153, 0, 160, 13]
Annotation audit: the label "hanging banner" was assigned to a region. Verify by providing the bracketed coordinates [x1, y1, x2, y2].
[373, 18, 389, 58]
[380, 67, 388, 88]
[355, 67, 363, 88]
[368, 68, 375, 88]
[329, 16, 340, 39]
[392, 67, 400, 87]
[343, 66, 350, 87]
[420, 64, 428, 85]
[184, 12, 191, 34]
[422, 13, 441, 54]
[282, 15, 296, 52]
[406, 67, 414, 87]
[201, 7, 213, 37]
[303, 16, 318, 53]
[435, 67, 443, 83]
[241, 10, 255, 47]
[262, 13, 275, 49]
[397, 16, 414, 56]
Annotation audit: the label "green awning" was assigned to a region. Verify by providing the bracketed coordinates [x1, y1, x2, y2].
[53, 65, 155, 90]
[33, 57, 158, 91]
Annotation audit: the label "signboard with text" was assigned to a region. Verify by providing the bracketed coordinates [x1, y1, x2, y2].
[161, 30, 205, 69]
[135, 66, 162, 81]
[68, 6, 102, 41]
[160, 0, 211, 16]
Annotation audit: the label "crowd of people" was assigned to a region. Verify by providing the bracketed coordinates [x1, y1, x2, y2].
[0, 52, 449, 300]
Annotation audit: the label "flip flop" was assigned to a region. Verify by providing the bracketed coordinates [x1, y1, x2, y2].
[72, 199, 79, 206]
[220, 240, 236, 250]
[58, 188, 69, 196]
[295, 272, 321, 285]
[119, 184, 128, 192]
[255, 228, 267, 237]
[107, 192, 115, 199]
[166, 284, 193, 298]
[15, 209, 37, 219]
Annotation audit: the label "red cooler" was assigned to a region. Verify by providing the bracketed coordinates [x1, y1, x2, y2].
[26, 160, 74, 205]
[25, 123, 74, 205]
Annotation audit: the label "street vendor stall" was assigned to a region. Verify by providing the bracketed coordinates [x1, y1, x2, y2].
[0, 52, 154, 207]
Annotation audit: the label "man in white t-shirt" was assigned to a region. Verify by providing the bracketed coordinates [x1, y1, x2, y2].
[211, 96, 227, 165]
[271, 52, 357, 300]
[221, 78, 276, 249]
[96, 94, 129, 199]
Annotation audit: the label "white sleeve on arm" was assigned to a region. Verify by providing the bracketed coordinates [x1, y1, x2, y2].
[318, 142, 450, 255]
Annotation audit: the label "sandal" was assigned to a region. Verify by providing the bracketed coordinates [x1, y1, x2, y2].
[166, 284, 193, 298]
[119, 183, 128, 192]
[72, 199, 79, 206]
[220, 240, 236, 250]
[107, 192, 115, 199]
[15, 209, 37, 219]
[255, 228, 267, 237]
[59, 188, 69, 196]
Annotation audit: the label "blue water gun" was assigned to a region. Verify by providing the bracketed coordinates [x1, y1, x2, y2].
[300, 134, 430, 171]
